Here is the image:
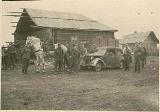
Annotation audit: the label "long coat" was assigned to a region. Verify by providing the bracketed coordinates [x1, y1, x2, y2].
[54, 47, 64, 61]
[134, 45, 142, 60]
[70, 47, 80, 67]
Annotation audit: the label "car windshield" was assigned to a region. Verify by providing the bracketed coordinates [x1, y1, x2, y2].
[88, 48, 106, 55]
[106, 49, 116, 54]
[95, 49, 106, 54]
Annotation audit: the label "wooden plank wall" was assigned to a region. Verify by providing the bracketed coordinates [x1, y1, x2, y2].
[14, 28, 118, 48]
[33, 29, 52, 41]
[56, 30, 117, 47]
[14, 32, 28, 45]
[143, 42, 158, 56]
[56, 30, 97, 44]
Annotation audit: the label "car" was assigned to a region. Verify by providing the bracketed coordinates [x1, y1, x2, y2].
[80, 46, 124, 71]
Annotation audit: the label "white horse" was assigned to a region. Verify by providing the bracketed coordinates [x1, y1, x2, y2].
[26, 36, 45, 72]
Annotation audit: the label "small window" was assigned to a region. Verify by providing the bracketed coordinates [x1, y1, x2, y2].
[106, 49, 116, 56]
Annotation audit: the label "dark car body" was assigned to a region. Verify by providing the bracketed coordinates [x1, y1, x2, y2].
[80, 47, 124, 71]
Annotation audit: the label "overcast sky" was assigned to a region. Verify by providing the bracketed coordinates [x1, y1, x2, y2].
[1, 0, 160, 44]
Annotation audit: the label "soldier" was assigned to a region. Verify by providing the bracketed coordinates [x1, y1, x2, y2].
[54, 43, 64, 72]
[79, 44, 87, 66]
[123, 44, 131, 54]
[64, 43, 70, 69]
[123, 44, 131, 71]
[2, 46, 7, 70]
[89, 44, 97, 53]
[8, 44, 17, 69]
[41, 41, 48, 53]
[5, 45, 12, 70]
[21, 43, 32, 74]
[134, 43, 142, 73]
[80, 44, 87, 57]
[69, 44, 80, 71]
[140, 43, 147, 69]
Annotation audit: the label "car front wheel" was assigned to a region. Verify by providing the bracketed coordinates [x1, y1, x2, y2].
[94, 61, 102, 72]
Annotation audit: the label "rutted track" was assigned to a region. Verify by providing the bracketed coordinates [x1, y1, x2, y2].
[1, 57, 159, 110]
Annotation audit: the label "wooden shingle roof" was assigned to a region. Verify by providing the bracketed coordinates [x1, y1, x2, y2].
[23, 8, 117, 32]
[119, 31, 159, 44]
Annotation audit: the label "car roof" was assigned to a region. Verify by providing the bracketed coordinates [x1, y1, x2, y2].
[97, 46, 122, 51]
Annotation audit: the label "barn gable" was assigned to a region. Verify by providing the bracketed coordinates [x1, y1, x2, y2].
[119, 31, 159, 55]
[15, 8, 117, 32]
[145, 31, 159, 43]
[119, 31, 159, 44]
[14, 8, 118, 48]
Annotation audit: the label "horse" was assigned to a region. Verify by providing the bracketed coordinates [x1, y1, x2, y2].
[53, 43, 68, 54]
[26, 36, 45, 73]
[43, 43, 68, 66]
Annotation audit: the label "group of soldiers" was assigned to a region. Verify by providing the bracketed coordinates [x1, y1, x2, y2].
[1, 41, 89, 73]
[54, 43, 87, 72]
[1, 42, 33, 74]
[2, 43, 18, 70]
[123, 42, 147, 73]
[2, 41, 147, 74]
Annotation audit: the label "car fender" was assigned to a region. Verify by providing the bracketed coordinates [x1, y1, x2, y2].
[120, 57, 124, 61]
[91, 58, 106, 68]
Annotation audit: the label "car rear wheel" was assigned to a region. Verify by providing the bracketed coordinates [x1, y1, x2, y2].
[94, 61, 102, 72]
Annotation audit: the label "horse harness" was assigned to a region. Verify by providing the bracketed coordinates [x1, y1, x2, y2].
[34, 49, 42, 53]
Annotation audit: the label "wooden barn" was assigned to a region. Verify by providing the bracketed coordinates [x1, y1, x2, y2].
[14, 8, 118, 49]
[119, 31, 159, 55]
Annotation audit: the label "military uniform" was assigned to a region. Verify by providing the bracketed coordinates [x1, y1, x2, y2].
[123, 47, 131, 71]
[21, 45, 32, 74]
[55, 46, 64, 71]
[79, 46, 87, 57]
[8, 45, 17, 69]
[5, 47, 12, 69]
[70, 46, 80, 69]
[79, 45, 87, 65]
[140, 46, 147, 69]
[64, 44, 70, 68]
[134, 45, 142, 73]
[2, 47, 7, 69]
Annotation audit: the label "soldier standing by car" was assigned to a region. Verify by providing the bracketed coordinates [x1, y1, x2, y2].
[21, 43, 32, 75]
[54, 43, 64, 72]
[134, 43, 142, 73]
[69, 44, 80, 71]
[79, 44, 87, 65]
[139, 43, 147, 69]
[123, 44, 131, 71]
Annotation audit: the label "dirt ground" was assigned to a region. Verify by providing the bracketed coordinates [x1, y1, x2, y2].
[1, 56, 159, 110]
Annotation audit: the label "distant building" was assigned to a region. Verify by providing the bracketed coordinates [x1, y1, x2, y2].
[14, 8, 119, 48]
[119, 31, 159, 55]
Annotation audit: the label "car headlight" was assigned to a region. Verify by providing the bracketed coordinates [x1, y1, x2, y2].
[91, 56, 94, 60]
